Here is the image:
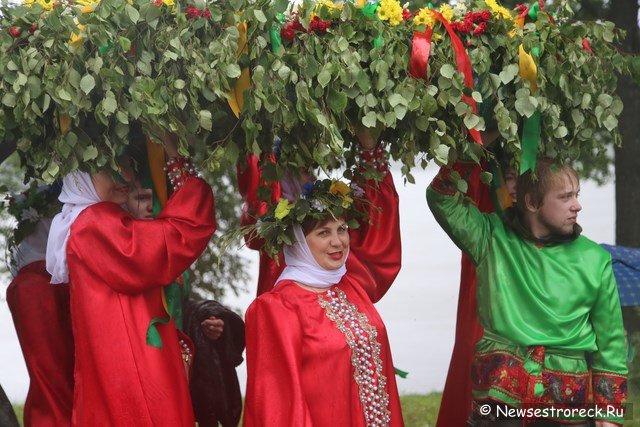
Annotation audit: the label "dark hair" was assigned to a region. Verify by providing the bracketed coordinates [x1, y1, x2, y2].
[516, 157, 579, 215]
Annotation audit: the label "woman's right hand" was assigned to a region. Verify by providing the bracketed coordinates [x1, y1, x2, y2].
[162, 131, 180, 159]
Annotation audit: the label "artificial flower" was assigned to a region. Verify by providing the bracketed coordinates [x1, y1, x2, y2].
[439, 4, 454, 22]
[341, 195, 354, 209]
[21, 207, 40, 223]
[377, 0, 403, 26]
[485, 0, 512, 20]
[414, 7, 435, 28]
[311, 199, 326, 212]
[36, 0, 55, 10]
[274, 198, 294, 220]
[329, 180, 351, 197]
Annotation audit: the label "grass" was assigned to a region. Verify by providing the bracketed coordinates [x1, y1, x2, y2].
[11, 390, 639, 427]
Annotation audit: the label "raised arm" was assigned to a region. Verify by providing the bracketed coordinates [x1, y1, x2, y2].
[590, 258, 628, 425]
[244, 296, 313, 426]
[426, 163, 492, 266]
[68, 176, 216, 294]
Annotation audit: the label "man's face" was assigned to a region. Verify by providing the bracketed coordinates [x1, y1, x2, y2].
[530, 172, 582, 237]
[126, 183, 154, 220]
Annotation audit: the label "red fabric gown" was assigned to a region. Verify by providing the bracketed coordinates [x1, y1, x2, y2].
[6, 260, 74, 427]
[65, 178, 215, 427]
[237, 154, 284, 296]
[435, 163, 492, 427]
[244, 173, 403, 427]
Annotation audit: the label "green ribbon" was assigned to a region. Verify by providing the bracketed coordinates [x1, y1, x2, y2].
[360, 2, 379, 18]
[528, 1, 539, 20]
[98, 40, 113, 56]
[270, 12, 285, 54]
[394, 366, 409, 378]
[373, 34, 383, 48]
[520, 109, 541, 174]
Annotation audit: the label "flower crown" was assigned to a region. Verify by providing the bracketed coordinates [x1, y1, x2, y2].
[2, 182, 62, 246]
[252, 179, 368, 259]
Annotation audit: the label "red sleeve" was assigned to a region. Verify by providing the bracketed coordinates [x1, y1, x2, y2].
[237, 154, 282, 250]
[68, 177, 216, 294]
[244, 295, 313, 426]
[346, 172, 401, 303]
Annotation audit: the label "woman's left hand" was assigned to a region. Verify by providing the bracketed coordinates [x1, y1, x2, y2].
[201, 316, 224, 340]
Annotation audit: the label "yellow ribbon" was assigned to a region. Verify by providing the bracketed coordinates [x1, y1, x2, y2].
[518, 44, 537, 93]
[226, 22, 251, 118]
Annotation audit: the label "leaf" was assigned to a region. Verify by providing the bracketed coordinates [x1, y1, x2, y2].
[433, 144, 450, 165]
[440, 64, 455, 79]
[388, 93, 404, 108]
[174, 79, 186, 90]
[2, 94, 16, 108]
[102, 94, 117, 114]
[464, 114, 481, 129]
[362, 112, 376, 128]
[126, 4, 140, 23]
[603, 115, 618, 131]
[58, 88, 72, 101]
[515, 97, 536, 118]
[224, 64, 242, 78]
[317, 70, 331, 88]
[80, 75, 96, 95]
[199, 110, 213, 131]
[83, 145, 99, 161]
[327, 90, 347, 113]
[119, 37, 132, 52]
[394, 105, 407, 120]
[253, 9, 267, 23]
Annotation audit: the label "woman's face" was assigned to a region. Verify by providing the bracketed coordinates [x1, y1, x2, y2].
[305, 219, 350, 270]
[91, 170, 132, 205]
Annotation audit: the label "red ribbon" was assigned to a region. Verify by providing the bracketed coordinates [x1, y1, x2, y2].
[409, 28, 433, 80]
[410, 10, 483, 145]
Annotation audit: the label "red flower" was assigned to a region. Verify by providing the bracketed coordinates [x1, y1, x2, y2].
[516, 4, 528, 17]
[9, 27, 20, 38]
[280, 26, 296, 43]
[29, 23, 38, 33]
[309, 16, 331, 34]
[185, 5, 202, 18]
[291, 18, 305, 32]
[203, 9, 211, 19]
[152, 0, 163, 6]
[467, 39, 473, 47]
[582, 38, 593, 55]
[461, 22, 474, 33]
[402, 9, 412, 21]
[479, 10, 491, 21]
[473, 22, 487, 36]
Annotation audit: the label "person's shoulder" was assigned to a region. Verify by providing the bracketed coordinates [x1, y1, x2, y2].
[247, 282, 301, 319]
[573, 235, 612, 261]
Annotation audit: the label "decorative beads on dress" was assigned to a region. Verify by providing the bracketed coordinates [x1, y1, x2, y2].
[164, 156, 200, 192]
[179, 337, 192, 366]
[358, 144, 389, 173]
[318, 288, 391, 427]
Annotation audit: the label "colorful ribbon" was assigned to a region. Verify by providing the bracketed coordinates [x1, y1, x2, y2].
[410, 10, 482, 145]
[227, 22, 251, 119]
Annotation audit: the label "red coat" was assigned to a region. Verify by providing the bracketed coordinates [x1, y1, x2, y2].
[244, 173, 403, 426]
[237, 154, 285, 296]
[7, 260, 74, 427]
[66, 178, 215, 426]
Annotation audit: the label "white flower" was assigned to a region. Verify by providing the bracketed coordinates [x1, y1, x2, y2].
[453, 0, 468, 17]
[20, 207, 40, 223]
[311, 199, 326, 212]
[350, 183, 365, 198]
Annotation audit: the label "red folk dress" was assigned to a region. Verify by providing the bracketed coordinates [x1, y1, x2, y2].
[6, 260, 74, 427]
[244, 173, 404, 427]
[65, 178, 215, 426]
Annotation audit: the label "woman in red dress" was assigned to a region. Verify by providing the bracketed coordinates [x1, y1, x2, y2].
[244, 135, 404, 427]
[45, 135, 216, 426]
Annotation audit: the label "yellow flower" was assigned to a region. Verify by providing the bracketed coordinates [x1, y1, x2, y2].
[377, 0, 403, 26]
[23, 0, 35, 8]
[485, 0, 512, 20]
[341, 195, 354, 209]
[274, 198, 294, 220]
[438, 4, 454, 22]
[68, 23, 86, 48]
[355, 0, 366, 7]
[315, 0, 343, 12]
[329, 180, 351, 197]
[76, 0, 100, 13]
[413, 7, 435, 28]
[162, 0, 174, 6]
[35, 0, 55, 10]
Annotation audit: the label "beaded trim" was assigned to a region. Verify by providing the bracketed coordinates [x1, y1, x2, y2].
[358, 144, 389, 173]
[179, 338, 193, 366]
[318, 288, 391, 427]
[164, 156, 200, 192]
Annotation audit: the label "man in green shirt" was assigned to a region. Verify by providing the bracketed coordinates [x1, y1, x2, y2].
[428, 158, 627, 426]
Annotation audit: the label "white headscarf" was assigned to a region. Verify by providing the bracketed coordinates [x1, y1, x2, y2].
[275, 224, 348, 289]
[11, 217, 53, 276]
[46, 171, 101, 284]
